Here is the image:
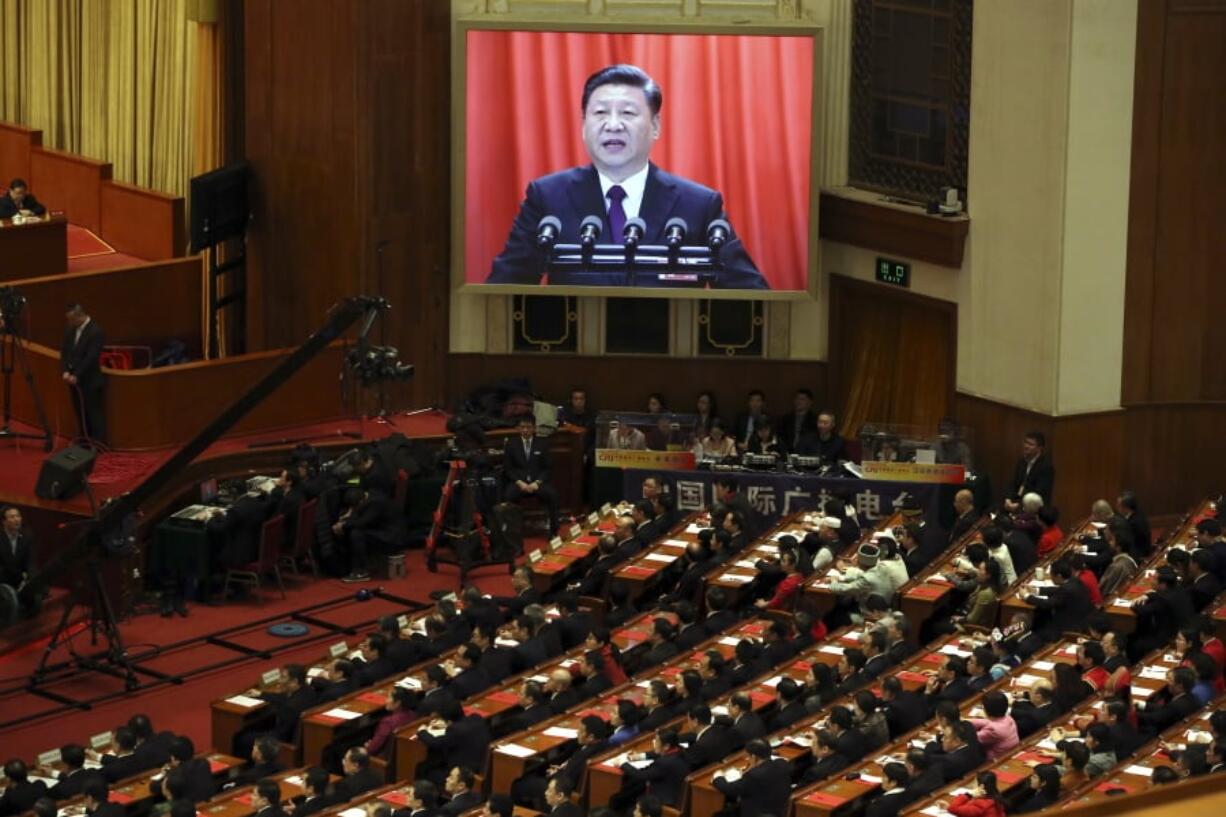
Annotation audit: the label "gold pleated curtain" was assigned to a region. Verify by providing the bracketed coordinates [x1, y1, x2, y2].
[0, 0, 228, 197]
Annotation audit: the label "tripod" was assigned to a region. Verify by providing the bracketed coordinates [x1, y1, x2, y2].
[29, 544, 137, 693]
[0, 320, 54, 451]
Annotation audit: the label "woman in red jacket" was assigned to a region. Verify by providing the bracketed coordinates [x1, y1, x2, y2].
[943, 771, 1007, 817]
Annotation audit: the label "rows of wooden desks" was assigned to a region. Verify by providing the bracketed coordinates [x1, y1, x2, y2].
[802, 512, 905, 619]
[308, 781, 542, 817]
[0, 752, 243, 817]
[900, 644, 1190, 816]
[894, 516, 1001, 642]
[1100, 500, 1210, 635]
[211, 505, 645, 762]
[481, 614, 784, 799]
[995, 515, 1100, 629]
[794, 635, 1082, 817]
[526, 503, 633, 596]
[1060, 698, 1220, 808]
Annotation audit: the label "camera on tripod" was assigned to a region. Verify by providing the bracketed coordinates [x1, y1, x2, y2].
[345, 344, 414, 385]
[0, 286, 27, 330]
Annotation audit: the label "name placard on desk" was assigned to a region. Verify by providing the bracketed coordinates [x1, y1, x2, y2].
[860, 460, 965, 484]
[595, 449, 696, 470]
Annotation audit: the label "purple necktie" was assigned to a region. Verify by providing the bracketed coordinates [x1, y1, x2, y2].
[607, 185, 627, 242]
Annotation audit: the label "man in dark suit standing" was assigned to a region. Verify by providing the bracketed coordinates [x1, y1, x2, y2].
[487, 65, 764, 290]
[1005, 431, 1054, 511]
[776, 388, 818, 455]
[60, 303, 106, 447]
[501, 416, 559, 535]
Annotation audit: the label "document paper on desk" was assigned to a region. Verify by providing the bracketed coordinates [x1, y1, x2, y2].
[226, 695, 264, 708]
[321, 708, 362, 720]
[543, 727, 579, 739]
[497, 743, 535, 757]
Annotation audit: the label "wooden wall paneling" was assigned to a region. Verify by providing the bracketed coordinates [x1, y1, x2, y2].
[1121, 403, 1226, 517]
[243, 0, 362, 352]
[9, 340, 351, 450]
[355, 0, 450, 410]
[0, 121, 40, 184]
[1123, 0, 1226, 404]
[445, 352, 829, 425]
[818, 191, 970, 268]
[0, 215, 67, 279]
[828, 273, 957, 430]
[28, 147, 111, 233]
[1120, 0, 1166, 405]
[9, 257, 205, 353]
[99, 181, 186, 259]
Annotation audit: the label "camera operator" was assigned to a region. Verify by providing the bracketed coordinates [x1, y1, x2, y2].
[0, 505, 44, 623]
[61, 303, 106, 448]
[332, 486, 405, 584]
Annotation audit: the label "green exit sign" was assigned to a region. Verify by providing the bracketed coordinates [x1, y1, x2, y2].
[876, 257, 911, 288]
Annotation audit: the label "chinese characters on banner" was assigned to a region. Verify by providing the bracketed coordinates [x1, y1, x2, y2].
[621, 468, 941, 526]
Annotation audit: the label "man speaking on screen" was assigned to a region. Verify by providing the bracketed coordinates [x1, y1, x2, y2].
[486, 64, 767, 289]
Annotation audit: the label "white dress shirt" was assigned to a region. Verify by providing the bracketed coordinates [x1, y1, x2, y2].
[597, 164, 650, 221]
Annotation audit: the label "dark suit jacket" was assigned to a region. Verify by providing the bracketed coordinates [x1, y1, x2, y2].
[499, 703, 552, 736]
[151, 757, 216, 803]
[99, 751, 150, 783]
[419, 715, 491, 776]
[731, 713, 766, 749]
[865, 789, 916, 817]
[777, 411, 818, 453]
[1011, 454, 1054, 503]
[675, 623, 709, 650]
[292, 796, 331, 817]
[487, 163, 765, 289]
[949, 511, 978, 545]
[546, 804, 583, 817]
[478, 646, 515, 683]
[502, 436, 551, 486]
[1010, 700, 1060, 738]
[558, 612, 594, 650]
[904, 767, 946, 799]
[1140, 692, 1199, 735]
[86, 804, 125, 817]
[49, 768, 106, 801]
[0, 780, 47, 817]
[1190, 572, 1221, 612]
[0, 192, 45, 218]
[884, 690, 928, 738]
[329, 766, 384, 804]
[61, 320, 105, 390]
[440, 790, 482, 816]
[682, 724, 734, 768]
[511, 636, 549, 674]
[0, 528, 33, 587]
[933, 743, 984, 783]
[713, 758, 792, 817]
[770, 700, 809, 732]
[449, 666, 492, 700]
[551, 740, 608, 791]
[623, 750, 690, 807]
[703, 609, 737, 636]
[1028, 578, 1092, 640]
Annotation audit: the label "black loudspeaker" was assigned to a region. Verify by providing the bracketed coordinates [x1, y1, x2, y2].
[34, 445, 97, 500]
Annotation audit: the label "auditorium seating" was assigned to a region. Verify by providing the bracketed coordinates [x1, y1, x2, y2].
[9, 492, 1226, 817]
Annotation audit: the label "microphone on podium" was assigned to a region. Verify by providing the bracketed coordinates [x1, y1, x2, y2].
[535, 216, 561, 248]
[706, 219, 731, 250]
[664, 217, 688, 249]
[579, 215, 603, 248]
[623, 217, 647, 249]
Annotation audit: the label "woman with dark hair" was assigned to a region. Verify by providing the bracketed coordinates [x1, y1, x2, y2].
[646, 393, 668, 414]
[943, 771, 1006, 817]
[694, 417, 736, 459]
[805, 662, 839, 712]
[1052, 662, 1092, 713]
[694, 391, 720, 438]
[965, 558, 1005, 627]
[1014, 764, 1062, 813]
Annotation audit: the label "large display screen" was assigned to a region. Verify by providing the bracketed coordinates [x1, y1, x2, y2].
[458, 27, 820, 295]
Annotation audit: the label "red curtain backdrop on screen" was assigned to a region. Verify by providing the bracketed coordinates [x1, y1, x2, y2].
[464, 30, 815, 291]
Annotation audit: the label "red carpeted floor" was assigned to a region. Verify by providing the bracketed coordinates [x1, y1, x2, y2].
[66, 224, 145, 273]
[0, 546, 529, 757]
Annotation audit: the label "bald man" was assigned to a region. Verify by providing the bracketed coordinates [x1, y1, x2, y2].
[948, 489, 977, 544]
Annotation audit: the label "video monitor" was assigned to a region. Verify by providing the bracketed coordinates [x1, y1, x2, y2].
[454, 23, 822, 298]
